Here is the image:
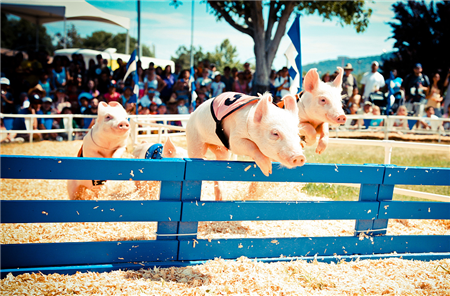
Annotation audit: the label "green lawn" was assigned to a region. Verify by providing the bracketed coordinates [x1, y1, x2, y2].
[300, 144, 450, 201]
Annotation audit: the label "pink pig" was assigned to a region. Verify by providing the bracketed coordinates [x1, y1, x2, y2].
[132, 137, 188, 159]
[67, 101, 130, 199]
[186, 92, 305, 200]
[282, 67, 346, 154]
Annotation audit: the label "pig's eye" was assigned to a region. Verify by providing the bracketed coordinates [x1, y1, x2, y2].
[271, 130, 280, 140]
[319, 97, 327, 104]
[105, 114, 112, 121]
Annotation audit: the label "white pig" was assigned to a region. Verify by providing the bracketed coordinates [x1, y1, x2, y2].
[186, 91, 305, 200]
[67, 101, 130, 199]
[132, 137, 188, 159]
[280, 67, 347, 154]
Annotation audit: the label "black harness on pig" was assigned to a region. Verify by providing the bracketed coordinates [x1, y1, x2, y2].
[77, 146, 107, 186]
[210, 92, 259, 150]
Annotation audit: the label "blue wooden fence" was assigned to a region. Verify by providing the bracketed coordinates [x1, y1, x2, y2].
[1, 155, 449, 278]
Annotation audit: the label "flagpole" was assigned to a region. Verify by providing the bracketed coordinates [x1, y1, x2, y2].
[137, 0, 141, 60]
[189, 0, 195, 109]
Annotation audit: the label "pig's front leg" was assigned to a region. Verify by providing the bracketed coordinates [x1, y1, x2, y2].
[299, 122, 317, 147]
[111, 147, 126, 158]
[232, 138, 272, 176]
[315, 122, 329, 155]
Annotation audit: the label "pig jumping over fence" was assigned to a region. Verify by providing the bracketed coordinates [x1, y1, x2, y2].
[67, 101, 130, 200]
[186, 91, 305, 200]
[133, 137, 188, 160]
[280, 67, 347, 154]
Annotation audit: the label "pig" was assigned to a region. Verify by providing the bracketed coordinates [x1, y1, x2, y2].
[67, 101, 130, 199]
[186, 91, 305, 200]
[280, 67, 347, 154]
[133, 137, 188, 192]
[132, 137, 188, 159]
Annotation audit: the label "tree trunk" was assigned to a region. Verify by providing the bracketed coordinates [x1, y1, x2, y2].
[251, 1, 270, 95]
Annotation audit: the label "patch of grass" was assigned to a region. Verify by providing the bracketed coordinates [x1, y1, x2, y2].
[301, 183, 359, 201]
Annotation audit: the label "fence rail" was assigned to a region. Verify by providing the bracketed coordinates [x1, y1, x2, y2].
[2, 113, 449, 143]
[1, 155, 449, 278]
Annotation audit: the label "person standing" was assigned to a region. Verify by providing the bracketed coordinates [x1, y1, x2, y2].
[360, 61, 385, 103]
[220, 66, 234, 92]
[341, 63, 358, 104]
[402, 63, 430, 115]
[274, 67, 291, 101]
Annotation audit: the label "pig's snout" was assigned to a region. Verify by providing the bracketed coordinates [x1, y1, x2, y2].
[118, 121, 130, 130]
[290, 154, 306, 167]
[336, 114, 347, 124]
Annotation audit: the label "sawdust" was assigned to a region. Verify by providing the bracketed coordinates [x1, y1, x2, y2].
[1, 139, 449, 295]
[1, 257, 449, 295]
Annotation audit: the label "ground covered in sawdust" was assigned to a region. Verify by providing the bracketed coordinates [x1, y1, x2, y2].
[1, 139, 449, 295]
[1, 258, 449, 295]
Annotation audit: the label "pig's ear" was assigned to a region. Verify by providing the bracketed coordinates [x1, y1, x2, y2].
[282, 95, 299, 114]
[163, 137, 176, 157]
[98, 102, 108, 115]
[254, 96, 270, 124]
[332, 67, 344, 88]
[109, 101, 120, 108]
[303, 68, 320, 93]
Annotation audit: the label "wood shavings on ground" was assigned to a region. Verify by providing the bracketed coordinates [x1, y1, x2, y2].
[1, 140, 449, 295]
[1, 257, 449, 295]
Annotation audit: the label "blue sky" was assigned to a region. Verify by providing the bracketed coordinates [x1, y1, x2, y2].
[44, 0, 399, 70]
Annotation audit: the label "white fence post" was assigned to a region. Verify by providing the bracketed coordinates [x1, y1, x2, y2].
[67, 114, 74, 141]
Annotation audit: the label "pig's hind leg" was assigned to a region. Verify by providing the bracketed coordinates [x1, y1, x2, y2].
[209, 144, 232, 201]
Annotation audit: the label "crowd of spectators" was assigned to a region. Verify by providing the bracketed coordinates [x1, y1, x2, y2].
[334, 61, 450, 132]
[1, 51, 450, 142]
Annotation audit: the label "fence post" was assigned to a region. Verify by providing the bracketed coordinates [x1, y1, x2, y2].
[384, 141, 392, 164]
[384, 116, 389, 140]
[67, 114, 74, 141]
[130, 117, 137, 145]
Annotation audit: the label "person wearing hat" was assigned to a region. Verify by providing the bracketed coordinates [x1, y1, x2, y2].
[342, 63, 358, 103]
[37, 96, 58, 140]
[1, 77, 15, 115]
[360, 61, 385, 103]
[54, 88, 71, 114]
[402, 63, 430, 114]
[27, 83, 46, 99]
[211, 71, 226, 98]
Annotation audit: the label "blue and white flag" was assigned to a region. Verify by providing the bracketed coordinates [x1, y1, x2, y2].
[190, 66, 197, 109]
[123, 49, 139, 113]
[284, 15, 302, 94]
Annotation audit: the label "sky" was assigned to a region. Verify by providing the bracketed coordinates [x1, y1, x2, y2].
[43, 0, 400, 70]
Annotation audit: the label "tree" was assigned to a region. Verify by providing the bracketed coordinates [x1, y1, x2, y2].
[206, 39, 242, 72]
[381, 1, 450, 79]
[1, 12, 54, 53]
[55, 24, 84, 49]
[205, 1, 372, 94]
[171, 45, 206, 69]
[81, 30, 154, 56]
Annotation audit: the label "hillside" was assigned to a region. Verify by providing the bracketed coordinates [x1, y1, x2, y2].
[303, 54, 383, 76]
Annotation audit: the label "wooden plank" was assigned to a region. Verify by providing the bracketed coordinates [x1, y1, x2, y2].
[179, 237, 373, 261]
[179, 235, 450, 261]
[184, 159, 385, 184]
[0, 155, 185, 181]
[378, 201, 450, 219]
[0, 200, 181, 223]
[1, 240, 179, 268]
[157, 181, 183, 241]
[181, 201, 378, 221]
[371, 184, 395, 235]
[384, 166, 450, 186]
[372, 236, 450, 254]
[354, 184, 380, 235]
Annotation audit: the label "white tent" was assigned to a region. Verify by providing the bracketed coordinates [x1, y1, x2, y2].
[1, 0, 131, 52]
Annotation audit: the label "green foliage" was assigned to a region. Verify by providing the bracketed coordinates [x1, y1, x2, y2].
[171, 45, 206, 70]
[295, 1, 372, 33]
[1, 13, 54, 53]
[70, 29, 154, 57]
[382, 1, 450, 78]
[171, 39, 242, 71]
[55, 24, 84, 49]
